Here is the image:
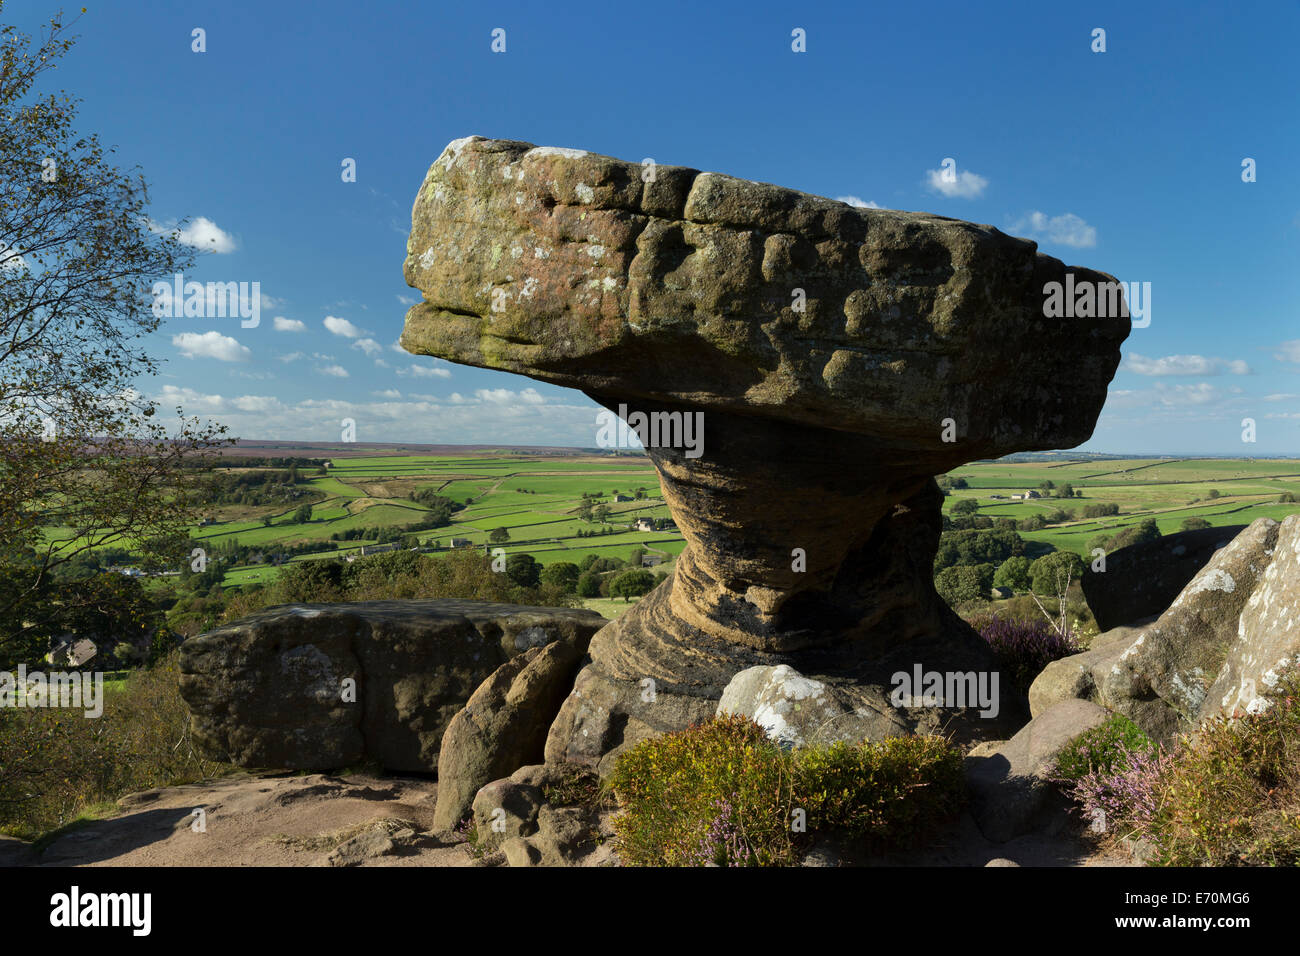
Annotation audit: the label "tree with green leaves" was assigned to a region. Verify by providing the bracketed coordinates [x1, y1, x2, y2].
[610, 569, 656, 602]
[488, 526, 510, 544]
[992, 555, 1032, 592]
[1, 7, 227, 667]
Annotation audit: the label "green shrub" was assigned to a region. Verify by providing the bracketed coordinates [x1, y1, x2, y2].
[607, 715, 965, 866]
[1054, 714, 1154, 782]
[793, 735, 965, 844]
[1061, 670, 1300, 866]
[0, 650, 232, 840]
[1147, 674, 1300, 866]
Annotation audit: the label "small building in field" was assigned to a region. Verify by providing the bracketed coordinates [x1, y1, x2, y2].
[632, 518, 655, 533]
[641, 555, 663, 567]
[615, 494, 633, 503]
[450, 537, 472, 548]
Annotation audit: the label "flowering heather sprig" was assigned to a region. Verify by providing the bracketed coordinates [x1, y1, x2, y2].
[974, 616, 1082, 694]
[685, 798, 757, 867]
[1066, 744, 1175, 838]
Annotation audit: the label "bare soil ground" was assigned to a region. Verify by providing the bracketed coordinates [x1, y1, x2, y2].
[9, 771, 1137, 867]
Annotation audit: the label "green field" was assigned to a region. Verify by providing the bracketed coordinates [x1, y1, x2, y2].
[180, 453, 684, 589]
[944, 457, 1300, 558]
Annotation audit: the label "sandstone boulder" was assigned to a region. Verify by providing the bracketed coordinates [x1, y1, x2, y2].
[179, 600, 604, 772]
[433, 640, 584, 829]
[965, 699, 1111, 843]
[717, 664, 908, 748]
[469, 762, 607, 865]
[1082, 524, 1246, 630]
[403, 137, 1129, 770]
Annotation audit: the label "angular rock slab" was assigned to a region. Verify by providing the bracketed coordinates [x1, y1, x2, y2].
[179, 600, 604, 772]
[1031, 518, 1300, 742]
[433, 640, 583, 829]
[1082, 524, 1247, 631]
[402, 137, 1130, 768]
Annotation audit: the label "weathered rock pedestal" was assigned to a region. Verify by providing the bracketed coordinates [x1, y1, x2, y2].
[401, 136, 1130, 772]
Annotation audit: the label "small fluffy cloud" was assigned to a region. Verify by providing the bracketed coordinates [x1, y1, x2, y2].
[1273, 340, 1300, 364]
[396, 364, 452, 379]
[373, 389, 402, 399]
[1011, 211, 1097, 248]
[1124, 353, 1251, 376]
[1154, 382, 1222, 406]
[172, 331, 251, 362]
[924, 165, 988, 199]
[836, 195, 880, 209]
[157, 385, 226, 411]
[352, 338, 383, 356]
[451, 387, 546, 405]
[316, 364, 349, 378]
[324, 316, 362, 338]
[396, 294, 418, 306]
[273, 316, 306, 332]
[232, 395, 281, 412]
[149, 216, 237, 253]
[278, 351, 304, 363]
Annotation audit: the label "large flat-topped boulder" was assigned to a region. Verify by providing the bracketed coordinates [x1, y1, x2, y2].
[179, 600, 605, 772]
[402, 136, 1127, 459]
[401, 137, 1130, 770]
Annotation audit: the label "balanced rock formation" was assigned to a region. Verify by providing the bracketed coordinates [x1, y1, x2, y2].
[1032, 517, 1300, 741]
[401, 136, 1130, 771]
[179, 600, 603, 772]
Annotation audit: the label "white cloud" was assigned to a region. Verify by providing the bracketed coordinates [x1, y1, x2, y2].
[324, 316, 362, 338]
[273, 316, 306, 332]
[316, 364, 349, 378]
[1010, 211, 1097, 248]
[836, 195, 880, 209]
[396, 363, 453, 379]
[1264, 393, 1299, 402]
[232, 395, 281, 412]
[1154, 382, 1222, 406]
[157, 385, 226, 411]
[373, 389, 402, 399]
[924, 166, 988, 199]
[279, 351, 304, 363]
[352, 337, 383, 356]
[373, 358, 390, 368]
[148, 216, 237, 253]
[397, 294, 418, 306]
[172, 331, 251, 362]
[389, 340, 408, 354]
[1124, 353, 1252, 376]
[1273, 340, 1300, 364]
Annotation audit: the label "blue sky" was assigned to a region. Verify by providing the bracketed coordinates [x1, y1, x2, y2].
[16, 0, 1300, 454]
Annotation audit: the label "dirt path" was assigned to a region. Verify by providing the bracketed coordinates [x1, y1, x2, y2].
[31, 773, 477, 868]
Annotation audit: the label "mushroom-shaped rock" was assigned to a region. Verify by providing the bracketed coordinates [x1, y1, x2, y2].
[401, 136, 1130, 771]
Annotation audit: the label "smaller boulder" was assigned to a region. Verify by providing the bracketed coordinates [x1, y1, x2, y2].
[965, 699, 1110, 843]
[717, 664, 907, 749]
[434, 641, 583, 830]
